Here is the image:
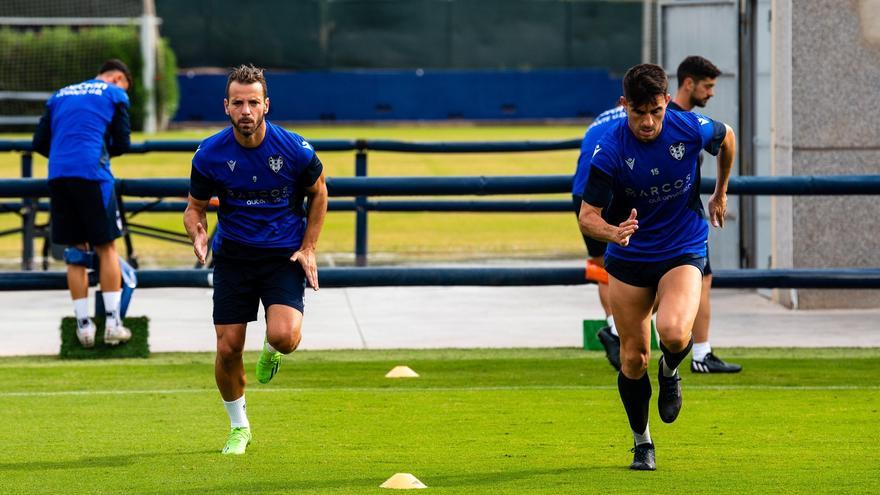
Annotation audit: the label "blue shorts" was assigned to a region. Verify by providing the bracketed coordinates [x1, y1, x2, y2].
[605, 253, 707, 289]
[212, 257, 306, 325]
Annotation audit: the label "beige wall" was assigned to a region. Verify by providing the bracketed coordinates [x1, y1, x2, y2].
[772, 0, 880, 308]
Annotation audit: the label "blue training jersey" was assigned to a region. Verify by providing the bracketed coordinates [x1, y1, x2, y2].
[43, 79, 130, 182]
[189, 121, 323, 258]
[573, 105, 627, 196]
[583, 108, 726, 263]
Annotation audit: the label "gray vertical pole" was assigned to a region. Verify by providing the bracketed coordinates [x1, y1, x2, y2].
[21, 152, 34, 271]
[739, 0, 757, 267]
[140, 0, 158, 133]
[354, 142, 368, 266]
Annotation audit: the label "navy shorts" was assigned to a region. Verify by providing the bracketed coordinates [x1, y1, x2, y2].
[48, 178, 121, 246]
[212, 257, 306, 325]
[572, 195, 607, 258]
[605, 253, 707, 289]
[704, 245, 713, 276]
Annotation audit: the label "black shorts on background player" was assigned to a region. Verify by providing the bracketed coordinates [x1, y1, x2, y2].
[572, 195, 607, 257]
[48, 178, 121, 246]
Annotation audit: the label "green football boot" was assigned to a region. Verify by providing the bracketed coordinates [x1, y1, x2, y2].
[255, 340, 283, 384]
[221, 427, 251, 455]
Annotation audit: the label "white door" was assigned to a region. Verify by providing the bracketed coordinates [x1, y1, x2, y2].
[657, 0, 741, 269]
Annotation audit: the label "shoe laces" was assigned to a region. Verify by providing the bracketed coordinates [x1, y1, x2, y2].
[229, 427, 249, 441]
[704, 352, 721, 364]
[659, 372, 681, 400]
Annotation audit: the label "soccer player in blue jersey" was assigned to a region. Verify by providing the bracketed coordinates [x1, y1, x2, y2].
[669, 56, 742, 374]
[572, 105, 627, 369]
[32, 59, 133, 349]
[184, 65, 328, 455]
[578, 64, 735, 470]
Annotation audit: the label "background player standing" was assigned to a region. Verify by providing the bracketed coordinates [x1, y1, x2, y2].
[184, 65, 328, 455]
[579, 64, 735, 470]
[572, 105, 627, 369]
[32, 59, 134, 348]
[669, 56, 742, 374]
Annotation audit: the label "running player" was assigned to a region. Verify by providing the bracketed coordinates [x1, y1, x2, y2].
[669, 56, 742, 374]
[578, 64, 735, 470]
[32, 59, 134, 348]
[184, 64, 328, 455]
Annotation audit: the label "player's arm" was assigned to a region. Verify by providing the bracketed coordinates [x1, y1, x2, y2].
[578, 167, 638, 247]
[107, 103, 131, 157]
[707, 124, 736, 228]
[291, 156, 328, 290]
[184, 164, 215, 265]
[31, 106, 52, 157]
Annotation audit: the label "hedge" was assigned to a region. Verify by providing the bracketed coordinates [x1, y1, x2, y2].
[0, 25, 179, 131]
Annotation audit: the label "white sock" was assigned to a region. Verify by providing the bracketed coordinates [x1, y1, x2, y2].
[102, 291, 122, 325]
[692, 342, 712, 362]
[73, 298, 89, 323]
[633, 424, 652, 446]
[264, 341, 277, 354]
[661, 357, 678, 377]
[606, 315, 618, 337]
[223, 395, 250, 428]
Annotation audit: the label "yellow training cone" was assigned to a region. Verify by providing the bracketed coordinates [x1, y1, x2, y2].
[385, 366, 419, 378]
[380, 473, 427, 489]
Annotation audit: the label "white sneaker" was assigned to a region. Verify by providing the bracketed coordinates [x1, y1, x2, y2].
[76, 319, 96, 348]
[104, 321, 132, 346]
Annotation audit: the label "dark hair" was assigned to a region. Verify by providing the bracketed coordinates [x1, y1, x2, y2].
[226, 64, 267, 99]
[622, 64, 668, 109]
[98, 59, 132, 89]
[676, 56, 721, 86]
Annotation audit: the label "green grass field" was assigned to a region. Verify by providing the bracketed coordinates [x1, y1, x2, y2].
[0, 125, 587, 267]
[1, 347, 877, 494]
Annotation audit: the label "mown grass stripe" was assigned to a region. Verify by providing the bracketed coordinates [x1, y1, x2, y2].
[3, 384, 878, 398]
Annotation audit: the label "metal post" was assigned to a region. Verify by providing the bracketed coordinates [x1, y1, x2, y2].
[140, 0, 158, 133]
[20, 152, 34, 271]
[354, 143, 368, 266]
[739, 0, 757, 267]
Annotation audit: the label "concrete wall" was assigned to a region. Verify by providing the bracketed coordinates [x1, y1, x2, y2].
[772, 0, 880, 308]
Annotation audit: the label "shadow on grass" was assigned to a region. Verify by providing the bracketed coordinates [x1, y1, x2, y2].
[0, 449, 216, 472]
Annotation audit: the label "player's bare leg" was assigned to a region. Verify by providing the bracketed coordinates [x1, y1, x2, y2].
[655, 265, 701, 423]
[609, 275, 656, 470]
[67, 243, 95, 347]
[94, 241, 130, 345]
[593, 256, 621, 370]
[215, 323, 251, 454]
[691, 274, 742, 373]
[256, 305, 303, 384]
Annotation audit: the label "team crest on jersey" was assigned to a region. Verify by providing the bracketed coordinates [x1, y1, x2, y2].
[268, 154, 284, 173]
[669, 142, 685, 160]
[625, 157, 635, 170]
[227, 160, 236, 172]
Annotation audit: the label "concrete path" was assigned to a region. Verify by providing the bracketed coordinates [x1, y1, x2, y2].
[2, 280, 879, 356]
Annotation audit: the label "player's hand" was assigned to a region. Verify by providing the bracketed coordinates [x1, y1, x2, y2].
[615, 209, 638, 247]
[708, 192, 727, 228]
[291, 247, 319, 291]
[193, 223, 208, 265]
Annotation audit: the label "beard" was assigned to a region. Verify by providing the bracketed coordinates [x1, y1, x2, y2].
[230, 113, 264, 137]
[691, 96, 708, 108]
